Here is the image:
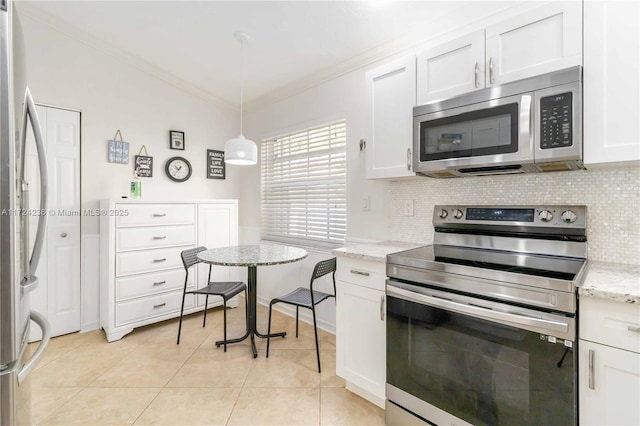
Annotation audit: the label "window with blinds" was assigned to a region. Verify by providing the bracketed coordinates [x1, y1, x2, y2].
[261, 119, 347, 249]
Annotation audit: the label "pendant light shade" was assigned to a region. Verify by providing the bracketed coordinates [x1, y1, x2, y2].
[225, 31, 257, 166]
[225, 135, 257, 165]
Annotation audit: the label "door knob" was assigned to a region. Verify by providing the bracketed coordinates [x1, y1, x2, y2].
[61, 233, 67, 238]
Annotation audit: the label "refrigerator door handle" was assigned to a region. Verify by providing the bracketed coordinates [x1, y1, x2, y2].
[17, 310, 51, 384]
[20, 87, 47, 275]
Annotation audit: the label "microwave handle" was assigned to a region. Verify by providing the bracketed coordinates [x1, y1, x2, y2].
[519, 95, 533, 158]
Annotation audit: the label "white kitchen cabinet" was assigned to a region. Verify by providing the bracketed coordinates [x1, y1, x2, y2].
[195, 202, 239, 307]
[579, 297, 640, 425]
[583, 0, 640, 167]
[416, 30, 485, 104]
[416, 2, 582, 105]
[100, 199, 238, 342]
[335, 256, 386, 408]
[365, 56, 416, 179]
[485, 1, 582, 87]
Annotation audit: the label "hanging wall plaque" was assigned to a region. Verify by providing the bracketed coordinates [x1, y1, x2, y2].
[107, 130, 130, 164]
[207, 149, 225, 179]
[134, 145, 153, 177]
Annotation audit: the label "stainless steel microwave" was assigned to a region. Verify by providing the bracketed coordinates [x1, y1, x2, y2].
[413, 66, 583, 178]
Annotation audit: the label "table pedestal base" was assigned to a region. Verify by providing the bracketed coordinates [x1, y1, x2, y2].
[215, 265, 286, 357]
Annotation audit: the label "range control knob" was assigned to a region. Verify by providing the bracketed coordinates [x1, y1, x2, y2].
[452, 209, 464, 220]
[438, 209, 448, 219]
[561, 210, 578, 223]
[538, 210, 554, 222]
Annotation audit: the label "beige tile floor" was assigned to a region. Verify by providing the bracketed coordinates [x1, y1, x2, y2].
[29, 300, 385, 425]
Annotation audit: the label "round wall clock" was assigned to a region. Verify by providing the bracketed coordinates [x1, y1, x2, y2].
[165, 156, 192, 182]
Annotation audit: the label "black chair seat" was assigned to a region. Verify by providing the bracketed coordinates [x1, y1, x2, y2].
[187, 281, 245, 298]
[266, 257, 337, 373]
[177, 246, 247, 351]
[272, 287, 333, 309]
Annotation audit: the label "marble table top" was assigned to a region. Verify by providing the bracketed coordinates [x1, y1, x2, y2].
[197, 244, 308, 267]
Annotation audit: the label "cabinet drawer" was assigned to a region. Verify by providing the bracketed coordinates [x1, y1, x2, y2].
[115, 203, 195, 227]
[116, 225, 195, 252]
[116, 268, 190, 301]
[115, 290, 193, 326]
[336, 257, 386, 291]
[116, 246, 190, 277]
[581, 297, 640, 353]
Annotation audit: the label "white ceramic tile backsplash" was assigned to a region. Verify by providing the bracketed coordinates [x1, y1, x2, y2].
[389, 167, 640, 265]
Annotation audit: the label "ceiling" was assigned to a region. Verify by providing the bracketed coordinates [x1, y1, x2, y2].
[21, 1, 517, 109]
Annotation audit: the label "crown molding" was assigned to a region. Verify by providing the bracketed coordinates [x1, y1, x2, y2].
[16, 1, 238, 112]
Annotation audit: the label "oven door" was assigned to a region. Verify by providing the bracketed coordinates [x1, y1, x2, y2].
[386, 281, 577, 426]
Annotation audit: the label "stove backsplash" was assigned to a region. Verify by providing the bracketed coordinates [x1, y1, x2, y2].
[389, 167, 639, 265]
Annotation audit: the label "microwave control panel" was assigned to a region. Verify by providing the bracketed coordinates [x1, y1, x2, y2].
[540, 92, 573, 149]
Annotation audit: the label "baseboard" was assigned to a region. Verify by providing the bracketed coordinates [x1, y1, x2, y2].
[80, 321, 100, 333]
[256, 295, 336, 335]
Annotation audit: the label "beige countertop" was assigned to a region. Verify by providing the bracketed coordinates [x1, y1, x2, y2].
[579, 261, 640, 304]
[332, 241, 424, 263]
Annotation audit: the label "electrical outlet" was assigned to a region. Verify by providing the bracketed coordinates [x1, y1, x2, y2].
[362, 196, 370, 212]
[403, 200, 414, 216]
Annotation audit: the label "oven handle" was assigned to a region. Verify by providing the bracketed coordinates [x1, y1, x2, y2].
[386, 283, 570, 334]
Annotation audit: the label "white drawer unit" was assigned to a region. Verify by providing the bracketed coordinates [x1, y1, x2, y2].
[115, 203, 195, 227]
[100, 199, 239, 342]
[579, 296, 640, 425]
[335, 257, 385, 291]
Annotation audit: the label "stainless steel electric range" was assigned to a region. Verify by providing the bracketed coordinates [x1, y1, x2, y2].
[385, 205, 589, 426]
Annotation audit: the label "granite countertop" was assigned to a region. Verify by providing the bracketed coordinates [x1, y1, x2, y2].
[332, 240, 424, 263]
[578, 261, 640, 304]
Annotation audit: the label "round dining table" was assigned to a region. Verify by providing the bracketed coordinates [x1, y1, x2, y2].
[197, 244, 308, 358]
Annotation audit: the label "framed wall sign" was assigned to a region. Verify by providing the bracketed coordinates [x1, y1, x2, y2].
[107, 130, 129, 164]
[134, 155, 153, 177]
[169, 130, 185, 150]
[207, 149, 225, 179]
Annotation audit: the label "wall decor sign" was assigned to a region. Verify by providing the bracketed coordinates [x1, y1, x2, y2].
[207, 149, 225, 179]
[134, 145, 153, 177]
[169, 130, 185, 150]
[107, 130, 130, 164]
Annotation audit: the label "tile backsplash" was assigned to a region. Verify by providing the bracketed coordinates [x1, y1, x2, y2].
[389, 167, 640, 265]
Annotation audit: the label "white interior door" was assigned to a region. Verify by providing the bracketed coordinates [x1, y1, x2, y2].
[27, 105, 81, 341]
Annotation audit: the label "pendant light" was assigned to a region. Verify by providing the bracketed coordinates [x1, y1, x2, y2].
[225, 31, 257, 165]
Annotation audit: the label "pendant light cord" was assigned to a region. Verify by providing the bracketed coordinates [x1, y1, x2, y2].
[239, 37, 244, 137]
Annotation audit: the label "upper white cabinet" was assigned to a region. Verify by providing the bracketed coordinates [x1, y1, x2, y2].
[584, 0, 640, 167]
[485, 1, 582, 86]
[365, 56, 416, 179]
[416, 2, 582, 105]
[416, 30, 485, 104]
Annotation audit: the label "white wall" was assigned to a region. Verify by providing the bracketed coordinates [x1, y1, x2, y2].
[19, 8, 243, 236]
[19, 7, 244, 332]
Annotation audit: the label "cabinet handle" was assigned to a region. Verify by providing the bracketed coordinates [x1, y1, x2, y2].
[489, 57, 495, 84]
[153, 303, 166, 309]
[153, 258, 167, 263]
[628, 326, 640, 333]
[588, 349, 595, 390]
[380, 295, 385, 321]
[474, 61, 480, 88]
[407, 148, 411, 171]
[153, 213, 167, 217]
[153, 236, 167, 240]
[350, 269, 370, 277]
[153, 281, 166, 286]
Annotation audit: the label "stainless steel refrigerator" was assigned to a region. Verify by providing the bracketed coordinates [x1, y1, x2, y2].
[1, 0, 51, 423]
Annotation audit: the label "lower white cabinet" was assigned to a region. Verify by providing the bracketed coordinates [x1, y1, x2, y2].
[579, 340, 640, 426]
[335, 256, 386, 408]
[579, 297, 640, 425]
[100, 199, 238, 342]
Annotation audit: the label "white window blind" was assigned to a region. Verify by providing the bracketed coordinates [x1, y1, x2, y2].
[261, 119, 347, 249]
